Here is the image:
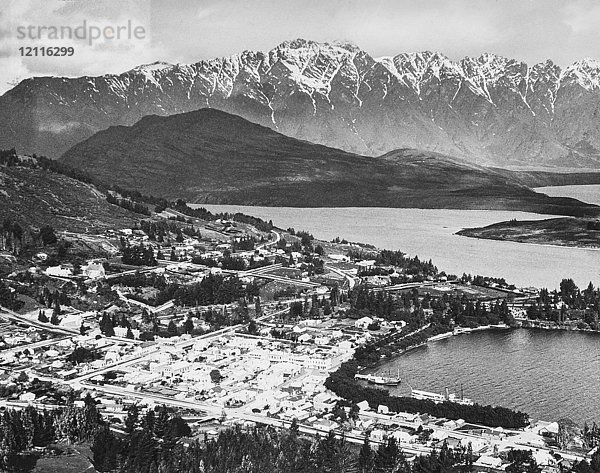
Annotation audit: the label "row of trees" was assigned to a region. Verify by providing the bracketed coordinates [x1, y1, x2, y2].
[87, 421, 600, 473]
[325, 361, 530, 430]
[169, 199, 274, 233]
[106, 193, 151, 215]
[90, 421, 473, 473]
[139, 219, 201, 243]
[122, 244, 157, 266]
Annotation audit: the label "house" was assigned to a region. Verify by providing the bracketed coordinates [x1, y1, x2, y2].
[328, 254, 349, 262]
[356, 260, 376, 272]
[45, 265, 73, 277]
[539, 421, 559, 436]
[391, 430, 414, 444]
[357, 400, 370, 411]
[59, 312, 83, 330]
[473, 455, 502, 470]
[83, 262, 106, 280]
[312, 392, 338, 412]
[354, 317, 374, 329]
[19, 392, 35, 402]
[313, 419, 339, 432]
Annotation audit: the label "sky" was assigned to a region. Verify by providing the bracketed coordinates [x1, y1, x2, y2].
[2, 0, 600, 94]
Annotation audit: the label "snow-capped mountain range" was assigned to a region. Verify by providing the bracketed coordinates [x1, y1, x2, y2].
[3, 38, 600, 167]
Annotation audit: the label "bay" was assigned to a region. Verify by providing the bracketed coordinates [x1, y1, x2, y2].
[372, 329, 600, 424]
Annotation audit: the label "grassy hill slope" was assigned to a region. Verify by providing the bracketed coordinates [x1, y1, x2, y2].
[61, 109, 599, 216]
[0, 165, 139, 232]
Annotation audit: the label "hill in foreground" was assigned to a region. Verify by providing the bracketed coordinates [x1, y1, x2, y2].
[61, 109, 599, 216]
[0, 164, 139, 233]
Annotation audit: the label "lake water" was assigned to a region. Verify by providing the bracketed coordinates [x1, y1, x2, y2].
[196, 204, 600, 290]
[371, 329, 600, 424]
[535, 184, 600, 206]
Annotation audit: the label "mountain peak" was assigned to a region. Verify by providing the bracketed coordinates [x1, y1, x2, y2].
[131, 61, 173, 73]
[276, 38, 317, 50]
[275, 38, 362, 54]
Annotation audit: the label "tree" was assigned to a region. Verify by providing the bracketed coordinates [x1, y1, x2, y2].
[125, 404, 140, 433]
[92, 426, 120, 472]
[0, 280, 22, 311]
[167, 320, 178, 336]
[38, 310, 48, 323]
[126, 326, 134, 339]
[67, 346, 98, 364]
[153, 406, 169, 438]
[126, 430, 156, 472]
[183, 317, 194, 334]
[38, 225, 57, 246]
[358, 436, 374, 473]
[210, 369, 221, 383]
[254, 296, 262, 316]
[100, 313, 115, 337]
[248, 319, 258, 335]
[591, 447, 600, 473]
[560, 278, 579, 306]
[166, 416, 191, 438]
[374, 436, 400, 472]
[506, 449, 540, 473]
[50, 311, 60, 326]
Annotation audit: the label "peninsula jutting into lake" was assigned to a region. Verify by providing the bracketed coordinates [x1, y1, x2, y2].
[457, 217, 600, 249]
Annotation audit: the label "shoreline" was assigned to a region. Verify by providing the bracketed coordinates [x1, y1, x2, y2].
[457, 232, 600, 251]
[363, 323, 513, 373]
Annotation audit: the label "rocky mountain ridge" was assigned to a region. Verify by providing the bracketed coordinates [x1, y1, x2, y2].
[3, 39, 600, 166]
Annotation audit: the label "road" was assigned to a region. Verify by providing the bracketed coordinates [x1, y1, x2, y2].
[257, 230, 281, 249]
[66, 304, 289, 384]
[324, 264, 358, 289]
[81, 380, 432, 456]
[0, 335, 72, 357]
[0, 305, 79, 336]
[371, 281, 440, 293]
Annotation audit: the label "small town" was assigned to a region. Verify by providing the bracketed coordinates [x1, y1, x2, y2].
[1, 194, 599, 472]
